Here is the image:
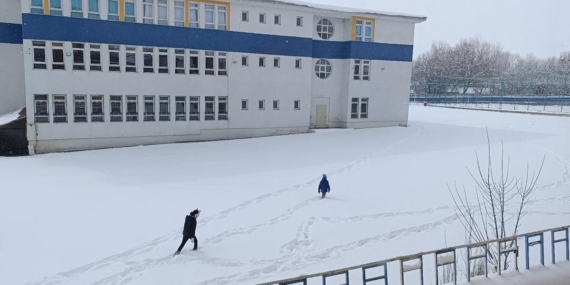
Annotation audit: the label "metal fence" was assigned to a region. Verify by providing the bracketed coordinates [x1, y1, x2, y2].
[256, 225, 570, 285]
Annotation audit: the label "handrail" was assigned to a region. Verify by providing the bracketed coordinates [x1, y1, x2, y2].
[256, 225, 570, 285]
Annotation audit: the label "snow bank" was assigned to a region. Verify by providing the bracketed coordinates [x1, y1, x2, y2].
[0, 108, 23, 126]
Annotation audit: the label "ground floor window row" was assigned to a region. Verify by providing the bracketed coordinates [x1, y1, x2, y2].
[33, 94, 231, 123]
[351, 98, 369, 119]
[240, 99, 301, 111]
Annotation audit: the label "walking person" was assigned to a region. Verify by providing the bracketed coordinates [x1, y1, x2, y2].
[318, 174, 330, 199]
[174, 209, 200, 256]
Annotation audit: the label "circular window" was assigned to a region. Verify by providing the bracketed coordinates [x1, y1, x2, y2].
[316, 19, 334, 40]
[315, 59, 332, 79]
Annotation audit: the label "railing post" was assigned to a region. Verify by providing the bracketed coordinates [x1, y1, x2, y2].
[362, 263, 387, 285]
[525, 233, 544, 269]
[551, 227, 570, 264]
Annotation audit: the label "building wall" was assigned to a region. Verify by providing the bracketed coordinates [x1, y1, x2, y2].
[0, 0, 25, 115]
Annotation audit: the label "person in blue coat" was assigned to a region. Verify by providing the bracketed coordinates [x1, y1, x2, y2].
[318, 174, 330, 199]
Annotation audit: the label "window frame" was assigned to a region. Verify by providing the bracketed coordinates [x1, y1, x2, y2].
[274, 57, 280, 68]
[159, 95, 171, 121]
[218, 52, 227, 75]
[296, 16, 303, 27]
[175, 96, 186, 121]
[88, 0, 101, 19]
[108, 45, 121, 72]
[241, 99, 248, 110]
[189, 50, 199, 74]
[157, 0, 169, 25]
[274, 14, 281, 25]
[351, 98, 359, 119]
[158, 48, 169, 74]
[125, 46, 137, 72]
[143, 47, 154, 73]
[89, 44, 102, 71]
[205, 51, 215, 75]
[50, 0, 63, 16]
[51, 42, 65, 70]
[360, 98, 369, 119]
[189, 2, 199, 28]
[52, 94, 68, 123]
[175, 49, 186, 74]
[72, 43, 86, 71]
[143, 0, 154, 24]
[144, 95, 156, 121]
[242, 11, 249, 22]
[34, 94, 49, 123]
[241, 55, 248, 66]
[73, 95, 88, 123]
[259, 13, 266, 24]
[91, 95, 104, 122]
[218, 96, 228, 120]
[259, 57, 265, 67]
[32, 41, 47, 69]
[189, 96, 200, 121]
[295, 58, 302, 69]
[124, 0, 136, 22]
[204, 96, 215, 120]
[315, 59, 333, 79]
[71, 0, 84, 18]
[294, 100, 301, 110]
[353, 17, 375, 42]
[273, 100, 279, 110]
[174, 0, 185, 27]
[108, 0, 119, 21]
[258, 100, 265, 110]
[316, 19, 335, 40]
[31, 0, 44, 14]
[110, 95, 123, 122]
[126, 95, 139, 122]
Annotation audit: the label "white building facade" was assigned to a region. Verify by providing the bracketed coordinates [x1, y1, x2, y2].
[7, 0, 425, 154]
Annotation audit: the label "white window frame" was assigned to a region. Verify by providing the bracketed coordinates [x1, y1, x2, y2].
[31, 0, 44, 14]
[159, 96, 170, 121]
[242, 55, 248, 66]
[205, 96, 215, 120]
[158, 48, 169, 73]
[110, 95, 123, 122]
[53, 94, 68, 123]
[88, 0, 101, 19]
[108, 45, 121, 72]
[295, 58, 302, 69]
[72, 43, 86, 71]
[259, 57, 265, 67]
[50, 0, 63, 16]
[259, 13, 266, 24]
[91, 95, 104, 122]
[126, 95, 139, 122]
[351, 98, 359, 119]
[189, 2, 199, 28]
[89, 44, 102, 71]
[274, 57, 280, 68]
[124, 0, 136, 22]
[218, 52, 227, 75]
[143, 47, 154, 73]
[71, 0, 84, 18]
[174, 0, 185, 27]
[218, 96, 228, 120]
[34, 94, 49, 123]
[241, 99, 248, 110]
[258, 100, 265, 110]
[356, 20, 374, 42]
[217, 5, 227, 30]
[32, 41, 47, 69]
[51, 42, 65, 70]
[205, 4, 215, 29]
[353, 60, 371, 80]
[273, 100, 279, 110]
[158, 0, 169, 25]
[317, 18, 335, 40]
[108, 0, 119, 21]
[144, 95, 156, 121]
[205, 51, 215, 75]
[294, 100, 301, 110]
[175, 49, 185, 74]
[189, 50, 199, 74]
[175, 96, 186, 121]
[242, 11, 249, 22]
[296, 16, 303, 27]
[189, 96, 200, 121]
[125, 46, 137, 72]
[315, 59, 332, 79]
[143, 0, 154, 24]
[360, 98, 369, 119]
[274, 14, 281, 25]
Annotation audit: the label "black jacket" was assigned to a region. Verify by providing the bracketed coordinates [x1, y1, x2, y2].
[183, 215, 197, 237]
[318, 179, 330, 193]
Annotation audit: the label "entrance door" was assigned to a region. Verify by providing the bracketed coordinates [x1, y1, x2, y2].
[316, 105, 328, 128]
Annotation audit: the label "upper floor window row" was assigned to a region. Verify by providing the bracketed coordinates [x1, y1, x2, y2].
[30, 0, 229, 30]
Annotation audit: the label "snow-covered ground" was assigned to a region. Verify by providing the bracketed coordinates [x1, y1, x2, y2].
[429, 103, 570, 114]
[1, 105, 569, 285]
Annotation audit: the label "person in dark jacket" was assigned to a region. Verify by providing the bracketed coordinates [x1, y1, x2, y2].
[318, 174, 330, 199]
[174, 209, 200, 256]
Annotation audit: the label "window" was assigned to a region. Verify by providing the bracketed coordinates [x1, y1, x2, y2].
[316, 19, 334, 40]
[205, 96, 215, 120]
[75, 95, 88, 122]
[108, 0, 119, 20]
[124, 0, 136, 22]
[274, 15, 281, 25]
[351, 98, 359, 119]
[189, 3, 199, 28]
[296, 16, 303, 27]
[71, 0, 83, 18]
[241, 55, 248, 66]
[174, 1, 185, 26]
[315, 59, 332, 79]
[189, 50, 199, 74]
[53, 95, 67, 123]
[34, 95, 49, 123]
[125, 46, 136, 72]
[258, 100, 265, 110]
[159, 96, 170, 121]
[218, 52, 227, 75]
[158, 0, 168, 25]
[143, 0, 154, 24]
[88, 0, 100, 19]
[91, 95, 104, 122]
[89, 44, 102, 71]
[158, 48, 169, 73]
[353, 60, 370, 80]
[273, 100, 279, 110]
[295, 58, 302, 69]
[50, 0, 63, 16]
[205, 4, 215, 29]
[360, 98, 368, 118]
[175, 49, 185, 74]
[259, 57, 265, 67]
[32, 41, 46, 69]
[205, 51, 214, 75]
[126, 96, 138, 121]
[259, 13, 266, 24]
[144, 96, 155, 121]
[355, 19, 374, 42]
[143, 47, 154, 73]
[189, 96, 200, 121]
[218, 97, 227, 120]
[31, 0, 44, 14]
[274, 57, 280, 68]
[241, 100, 248, 110]
[175, 96, 186, 121]
[294, 100, 300, 110]
[72, 43, 85, 71]
[110, 95, 123, 122]
[242, 11, 249, 22]
[217, 6, 227, 30]
[51, 42, 64, 70]
[109, 45, 120, 72]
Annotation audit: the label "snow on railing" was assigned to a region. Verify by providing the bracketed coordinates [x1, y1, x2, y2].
[255, 225, 570, 285]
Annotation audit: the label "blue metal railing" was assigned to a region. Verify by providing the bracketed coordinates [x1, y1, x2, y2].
[257, 225, 570, 285]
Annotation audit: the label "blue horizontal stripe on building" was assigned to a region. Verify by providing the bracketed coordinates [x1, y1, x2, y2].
[19, 14, 413, 62]
[0, 22, 23, 44]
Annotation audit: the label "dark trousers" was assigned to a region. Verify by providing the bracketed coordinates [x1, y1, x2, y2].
[321, 192, 327, 199]
[177, 235, 197, 252]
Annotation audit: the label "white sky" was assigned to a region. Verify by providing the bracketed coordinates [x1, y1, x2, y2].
[303, 0, 570, 58]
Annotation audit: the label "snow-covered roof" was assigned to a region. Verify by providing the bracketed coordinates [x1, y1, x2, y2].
[260, 0, 427, 22]
[0, 108, 25, 127]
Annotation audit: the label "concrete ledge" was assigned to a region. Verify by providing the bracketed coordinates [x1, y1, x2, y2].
[427, 105, 570, 117]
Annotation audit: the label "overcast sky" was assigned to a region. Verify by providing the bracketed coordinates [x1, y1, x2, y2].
[304, 0, 570, 59]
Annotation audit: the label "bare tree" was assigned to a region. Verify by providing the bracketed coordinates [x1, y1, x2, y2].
[448, 130, 545, 274]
